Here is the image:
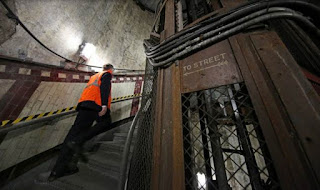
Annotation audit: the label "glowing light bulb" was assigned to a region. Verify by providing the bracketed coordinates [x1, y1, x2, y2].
[197, 172, 206, 189]
[80, 43, 96, 61]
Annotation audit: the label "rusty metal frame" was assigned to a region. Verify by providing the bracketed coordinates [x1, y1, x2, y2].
[150, 0, 320, 189]
[151, 68, 164, 190]
[152, 0, 169, 32]
[152, 63, 185, 190]
[152, 1, 185, 189]
[229, 31, 320, 189]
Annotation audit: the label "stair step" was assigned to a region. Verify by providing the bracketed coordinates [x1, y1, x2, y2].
[85, 149, 134, 180]
[95, 121, 133, 141]
[86, 150, 125, 179]
[113, 132, 128, 142]
[1, 120, 139, 190]
[118, 122, 132, 133]
[98, 141, 125, 152]
[113, 131, 138, 142]
[84, 163, 120, 181]
[88, 152, 121, 171]
[97, 141, 135, 154]
[114, 132, 129, 137]
[93, 149, 122, 158]
[86, 161, 120, 178]
[114, 131, 138, 137]
[118, 124, 139, 133]
[34, 163, 118, 190]
[34, 178, 84, 190]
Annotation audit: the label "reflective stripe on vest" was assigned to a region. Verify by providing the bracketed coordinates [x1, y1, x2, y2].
[84, 72, 104, 89]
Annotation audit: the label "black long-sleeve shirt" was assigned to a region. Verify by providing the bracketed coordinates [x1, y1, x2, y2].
[78, 72, 112, 112]
[100, 72, 112, 106]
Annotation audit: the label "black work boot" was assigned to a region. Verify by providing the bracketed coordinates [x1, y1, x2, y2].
[47, 171, 62, 182]
[47, 167, 80, 182]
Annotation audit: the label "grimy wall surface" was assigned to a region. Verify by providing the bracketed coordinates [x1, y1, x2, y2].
[0, 0, 151, 171]
[0, 0, 153, 70]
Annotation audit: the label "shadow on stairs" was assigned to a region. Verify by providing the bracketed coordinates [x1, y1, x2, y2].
[1, 121, 135, 190]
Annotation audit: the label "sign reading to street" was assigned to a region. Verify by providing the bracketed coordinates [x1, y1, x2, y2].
[180, 40, 243, 93]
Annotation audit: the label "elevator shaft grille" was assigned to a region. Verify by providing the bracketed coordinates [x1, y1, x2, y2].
[182, 83, 280, 190]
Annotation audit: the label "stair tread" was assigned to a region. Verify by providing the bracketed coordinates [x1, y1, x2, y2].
[2, 121, 139, 190]
[56, 163, 118, 189]
[114, 132, 129, 137]
[32, 162, 118, 190]
[98, 141, 125, 145]
[88, 152, 121, 166]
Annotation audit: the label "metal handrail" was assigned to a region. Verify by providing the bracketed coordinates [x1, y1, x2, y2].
[0, 110, 77, 135]
[118, 109, 141, 190]
[112, 96, 142, 103]
[0, 96, 143, 135]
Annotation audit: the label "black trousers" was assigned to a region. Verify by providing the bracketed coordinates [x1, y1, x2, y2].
[51, 108, 112, 176]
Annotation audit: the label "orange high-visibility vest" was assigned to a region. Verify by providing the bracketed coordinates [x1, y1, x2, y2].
[78, 70, 112, 109]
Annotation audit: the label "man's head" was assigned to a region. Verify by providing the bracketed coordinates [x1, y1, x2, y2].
[103, 64, 114, 72]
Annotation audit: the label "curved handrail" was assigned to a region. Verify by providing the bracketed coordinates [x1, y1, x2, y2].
[0, 110, 77, 135]
[0, 96, 143, 135]
[118, 109, 141, 190]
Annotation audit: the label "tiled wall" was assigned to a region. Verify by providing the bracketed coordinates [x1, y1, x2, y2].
[0, 58, 144, 121]
[0, 116, 75, 171]
[0, 58, 144, 171]
[0, 60, 93, 121]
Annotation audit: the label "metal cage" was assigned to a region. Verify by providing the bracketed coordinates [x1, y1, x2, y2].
[182, 83, 279, 190]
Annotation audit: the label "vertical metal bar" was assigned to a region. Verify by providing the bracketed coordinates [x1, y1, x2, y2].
[186, 0, 197, 22]
[164, 0, 175, 38]
[171, 63, 185, 190]
[205, 120, 218, 190]
[182, 95, 196, 190]
[234, 84, 279, 188]
[227, 85, 263, 190]
[200, 0, 210, 15]
[151, 69, 164, 190]
[151, 0, 169, 33]
[251, 114, 279, 187]
[240, 81, 279, 188]
[202, 90, 231, 190]
[159, 67, 176, 190]
[197, 92, 215, 190]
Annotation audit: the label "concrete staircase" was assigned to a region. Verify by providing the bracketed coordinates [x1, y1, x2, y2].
[2, 121, 136, 190]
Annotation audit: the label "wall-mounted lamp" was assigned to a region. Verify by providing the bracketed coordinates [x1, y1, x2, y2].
[80, 43, 96, 61]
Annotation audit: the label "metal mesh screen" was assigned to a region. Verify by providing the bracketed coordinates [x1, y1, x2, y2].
[182, 83, 280, 190]
[127, 61, 158, 190]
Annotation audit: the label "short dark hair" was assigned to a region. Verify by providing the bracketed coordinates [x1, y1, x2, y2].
[103, 64, 114, 70]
